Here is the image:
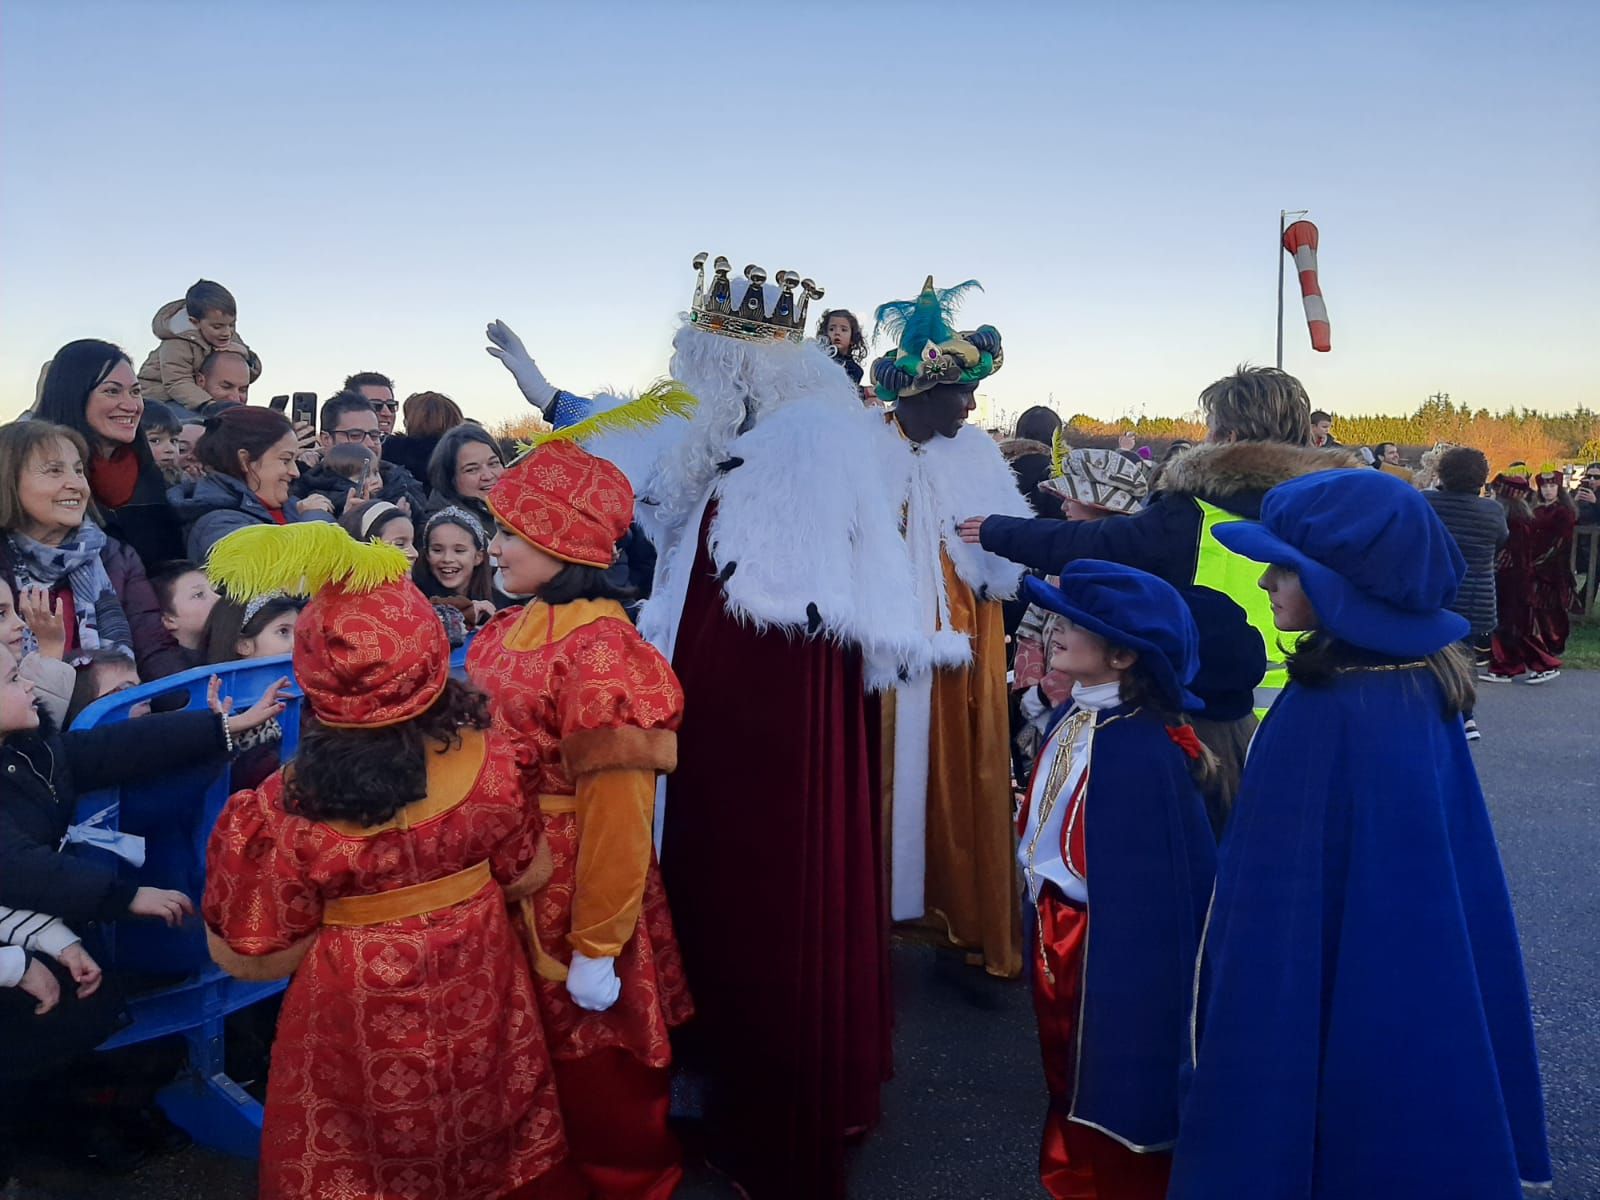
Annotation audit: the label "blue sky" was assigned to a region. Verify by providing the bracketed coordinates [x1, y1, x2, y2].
[2, 1, 1595, 428]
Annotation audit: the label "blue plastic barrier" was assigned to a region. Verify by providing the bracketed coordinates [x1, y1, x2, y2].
[69, 640, 474, 1156]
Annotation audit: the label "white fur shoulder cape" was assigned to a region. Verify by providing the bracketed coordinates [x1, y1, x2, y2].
[625, 395, 932, 691]
[870, 421, 1032, 667]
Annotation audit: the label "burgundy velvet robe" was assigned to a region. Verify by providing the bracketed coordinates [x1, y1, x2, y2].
[660, 504, 892, 1200]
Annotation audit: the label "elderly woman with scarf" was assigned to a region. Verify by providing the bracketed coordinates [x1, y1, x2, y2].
[0, 422, 189, 682]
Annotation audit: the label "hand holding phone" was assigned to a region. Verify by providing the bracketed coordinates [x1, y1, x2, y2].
[291, 392, 317, 431]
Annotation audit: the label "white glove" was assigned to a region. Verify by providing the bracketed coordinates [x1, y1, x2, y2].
[565, 951, 621, 1012]
[485, 320, 556, 410]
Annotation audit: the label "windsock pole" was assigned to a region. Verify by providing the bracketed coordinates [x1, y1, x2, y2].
[1276, 208, 1307, 369]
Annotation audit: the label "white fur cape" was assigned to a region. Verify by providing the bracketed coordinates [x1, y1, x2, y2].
[873, 421, 1030, 921]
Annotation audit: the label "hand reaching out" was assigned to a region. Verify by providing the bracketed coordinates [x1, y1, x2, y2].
[486, 320, 557, 409]
[209, 675, 291, 736]
[19, 586, 67, 659]
[56, 942, 103, 998]
[957, 517, 988, 545]
[298, 493, 336, 516]
[19, 956, 60, 1015]
[129, 887, 194, 927]
[1118, 431, 1137, 452]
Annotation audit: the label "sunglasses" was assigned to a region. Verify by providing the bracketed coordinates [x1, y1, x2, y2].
[373, 401, 400, 412]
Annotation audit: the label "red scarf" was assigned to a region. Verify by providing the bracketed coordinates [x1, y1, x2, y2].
[266, 506, 289, 525]
[88, 446, 140, 509]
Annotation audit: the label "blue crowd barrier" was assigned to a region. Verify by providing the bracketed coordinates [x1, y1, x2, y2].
[67, 639, 474, 1156]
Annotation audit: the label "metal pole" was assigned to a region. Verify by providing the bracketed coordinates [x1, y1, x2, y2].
[1276, 209, 1286, 369]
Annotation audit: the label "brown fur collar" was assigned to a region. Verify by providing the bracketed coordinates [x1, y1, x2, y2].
[1155, 440, 1365, 500]
[998, 438, 1051, 463]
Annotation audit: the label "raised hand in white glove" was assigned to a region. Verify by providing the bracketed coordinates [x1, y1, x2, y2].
[485, 320, 556, 410]
[565, 950, 622, 1012]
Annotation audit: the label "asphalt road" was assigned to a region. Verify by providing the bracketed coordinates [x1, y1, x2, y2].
[8, 673, 1597, 1200]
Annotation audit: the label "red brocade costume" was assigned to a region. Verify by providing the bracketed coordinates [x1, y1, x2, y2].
[472, 436, 692, 1200]
[1489, 510, 1561, 677]
[203, 730, 568, 1200]
[1529, 499, 1577, 655]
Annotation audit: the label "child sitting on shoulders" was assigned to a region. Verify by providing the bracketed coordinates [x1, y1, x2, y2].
[137, 279, 261, 410]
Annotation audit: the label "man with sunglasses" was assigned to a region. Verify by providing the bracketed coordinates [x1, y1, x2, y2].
[1577, 463, 1600, 526]
[344, 370, 401, 439]
[293, 390, 428, 516]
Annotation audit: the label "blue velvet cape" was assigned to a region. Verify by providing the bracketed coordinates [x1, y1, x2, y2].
[1047, 701, 1217, 1150]
[1168, 669, 1551, 1198]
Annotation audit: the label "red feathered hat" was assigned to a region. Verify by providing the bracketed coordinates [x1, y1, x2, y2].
[206, 523, 449, 730]
[488, 440, 633, 568]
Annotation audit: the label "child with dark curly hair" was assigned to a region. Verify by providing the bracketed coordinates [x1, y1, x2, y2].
[815, 308, 867, 384]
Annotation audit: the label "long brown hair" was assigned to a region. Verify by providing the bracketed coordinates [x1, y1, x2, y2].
[1116, 659, 1222, 794]
[1286, 632, 1474, 717]
[0, 422, 92, 533]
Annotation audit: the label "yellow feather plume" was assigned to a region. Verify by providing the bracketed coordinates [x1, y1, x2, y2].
[1050, 427, 1068, 478]
[514, 378, 698, 460]
[205, 522, 411, 602]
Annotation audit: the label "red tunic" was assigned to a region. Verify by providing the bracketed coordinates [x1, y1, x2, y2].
[467, 598, 691, 1067]
[659, 504, 893, 1200]
[1489, 512, 1561, 676]
[201, 729, 566, 1200]
[1529, 503, 1577, 655]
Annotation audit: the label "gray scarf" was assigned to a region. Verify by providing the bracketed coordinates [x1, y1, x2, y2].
[7, 524, 134, 660]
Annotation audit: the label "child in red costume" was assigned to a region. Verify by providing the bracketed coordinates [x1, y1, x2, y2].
[468, 438, 692, 1200]
[200, 524, 569, 1200]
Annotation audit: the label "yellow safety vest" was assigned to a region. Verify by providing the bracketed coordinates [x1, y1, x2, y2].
[1192, 498, 1288, 718]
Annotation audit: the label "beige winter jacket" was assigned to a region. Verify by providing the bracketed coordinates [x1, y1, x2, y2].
[135, 299, 261, 410]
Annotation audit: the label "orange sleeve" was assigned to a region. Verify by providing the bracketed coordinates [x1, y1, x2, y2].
[568, 768, 656, 958]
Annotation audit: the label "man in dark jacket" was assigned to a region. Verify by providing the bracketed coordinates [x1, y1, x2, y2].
[1577, 463, 1600, 526]
[958, 366, 1359, 807]
[296, 392, 429, 517]
[1423, 447, 1508, 738]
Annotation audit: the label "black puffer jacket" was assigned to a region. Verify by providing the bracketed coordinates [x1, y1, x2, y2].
[0, 711, 230, 925]
[295, 460, 429, 520]
[1424, 489, 1509, 636]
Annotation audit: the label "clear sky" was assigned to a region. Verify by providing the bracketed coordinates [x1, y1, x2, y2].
[2, 1, 1596, 428]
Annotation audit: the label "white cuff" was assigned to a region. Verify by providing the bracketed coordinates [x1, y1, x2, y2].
[0, 945, 27, 989]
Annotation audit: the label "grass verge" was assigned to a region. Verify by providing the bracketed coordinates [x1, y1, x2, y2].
[1565, 617, 1600, 670]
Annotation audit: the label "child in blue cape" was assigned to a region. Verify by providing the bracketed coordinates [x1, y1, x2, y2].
[1016, 561, 1218, 1200]
[1170, 469, 1551, 1199]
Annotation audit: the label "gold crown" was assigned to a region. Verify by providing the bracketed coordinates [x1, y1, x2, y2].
[688, 253, 823, 344]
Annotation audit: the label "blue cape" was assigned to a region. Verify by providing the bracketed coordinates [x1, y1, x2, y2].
[1052, 702, 1217, 1150]
[1169, 670, 1551, 1198]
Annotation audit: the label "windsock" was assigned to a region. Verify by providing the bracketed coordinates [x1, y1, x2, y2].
[1283, 220, 1331, 352]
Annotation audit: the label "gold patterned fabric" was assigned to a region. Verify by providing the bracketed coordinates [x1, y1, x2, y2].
[201, 730, 567, 1200]
[917, 551, 1023, 978]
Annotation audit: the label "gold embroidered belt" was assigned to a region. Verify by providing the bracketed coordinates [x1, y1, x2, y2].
[322, 860, 493, 927]
[537, 792, 577, 815]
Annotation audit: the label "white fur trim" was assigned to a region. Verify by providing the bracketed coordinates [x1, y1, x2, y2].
[930, 629, 973, 667]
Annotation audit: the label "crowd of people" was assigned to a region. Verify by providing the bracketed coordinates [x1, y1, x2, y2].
[0, 267, 1580, 1199]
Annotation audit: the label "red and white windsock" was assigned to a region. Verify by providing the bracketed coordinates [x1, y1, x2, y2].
[1282, 220, 1331, 352]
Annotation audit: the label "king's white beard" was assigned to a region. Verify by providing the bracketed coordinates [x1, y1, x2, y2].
[646, 323, 859, 532]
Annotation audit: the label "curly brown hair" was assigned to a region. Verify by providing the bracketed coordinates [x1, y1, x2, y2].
[284, 678, 492, 826]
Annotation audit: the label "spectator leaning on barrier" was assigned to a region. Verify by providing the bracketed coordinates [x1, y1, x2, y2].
[167, 406, 336, 563]
[34, 339, 186, 569]
[0, 422, 190, 681]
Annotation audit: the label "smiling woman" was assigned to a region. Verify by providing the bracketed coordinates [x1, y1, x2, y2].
[0, 421, 188, 680]
[33, 339, 186, 569]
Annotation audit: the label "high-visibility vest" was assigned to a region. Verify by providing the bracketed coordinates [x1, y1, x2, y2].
[1192, 498, 1288, 717]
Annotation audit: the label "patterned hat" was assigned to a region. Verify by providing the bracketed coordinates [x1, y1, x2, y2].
[206, 523, 449, 729]
[1040, 448, 1149, 514]
[488, 439, 633, 567]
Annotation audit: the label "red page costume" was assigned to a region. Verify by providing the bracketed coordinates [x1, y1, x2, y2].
[469, 440, 691, 1200]
[199, 525, 567, 1200]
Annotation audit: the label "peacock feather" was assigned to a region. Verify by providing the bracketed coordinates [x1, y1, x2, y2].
[515, 379, 698, 459]
[872, 276, 983, 352]
[206, 522, 410, 602]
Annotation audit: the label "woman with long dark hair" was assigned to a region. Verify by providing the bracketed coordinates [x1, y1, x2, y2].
[34, 339, 185, 568]
[167, 406, 334, 562]
[426, 424, 505, 529]
[200, 524, 568, 1199]
[1171, 469, 1550, 1200]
